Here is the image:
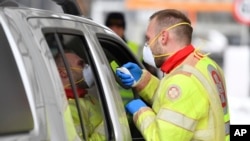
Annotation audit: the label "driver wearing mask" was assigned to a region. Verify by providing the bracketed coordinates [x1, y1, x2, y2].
[55, 50, 105, 140]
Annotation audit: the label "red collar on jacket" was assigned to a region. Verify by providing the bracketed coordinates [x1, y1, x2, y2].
[65, 88, 87, 99]
[161, 45, 195, 74]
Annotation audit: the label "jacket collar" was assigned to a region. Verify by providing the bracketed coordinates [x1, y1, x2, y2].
[161, 44, 195, 74]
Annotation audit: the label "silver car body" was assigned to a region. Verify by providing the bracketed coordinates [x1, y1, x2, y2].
[0, 7, 143, 141]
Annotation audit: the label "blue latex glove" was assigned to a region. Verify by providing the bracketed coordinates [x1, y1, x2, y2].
[126, 99, 147, 115]
[116, 62, 142, 87]
[123, 62, 142, 81]
[116, 70, 135, 87]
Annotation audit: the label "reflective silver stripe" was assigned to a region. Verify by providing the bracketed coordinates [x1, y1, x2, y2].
[157, 108, 197, 131]
[193, 128, 213, 140]
[140, 116, 155, 132]
[192, 122, 229, 140]
[225, 122, 230, 135]
[193, 110, 214, 140]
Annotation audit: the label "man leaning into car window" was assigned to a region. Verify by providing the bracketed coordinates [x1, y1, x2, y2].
[55, 50, 105, 141]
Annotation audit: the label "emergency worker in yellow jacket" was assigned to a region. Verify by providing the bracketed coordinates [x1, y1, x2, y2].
[55, 51, 105, 141]
[105, 12, 157, 104]
[116, 9, 230, 141]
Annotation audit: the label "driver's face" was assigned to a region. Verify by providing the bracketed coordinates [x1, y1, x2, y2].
[65, 53, 85, 81]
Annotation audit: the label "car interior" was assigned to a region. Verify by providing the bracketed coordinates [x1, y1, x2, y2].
[43, 29, 144, 140]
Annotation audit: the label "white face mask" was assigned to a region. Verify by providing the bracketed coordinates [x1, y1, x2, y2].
[83, 64, 94, 88]
[143, 44, 156, 67]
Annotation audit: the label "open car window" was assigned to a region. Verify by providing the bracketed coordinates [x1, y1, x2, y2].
[43, 29, 108, 141]
[96, 34, 144, 140]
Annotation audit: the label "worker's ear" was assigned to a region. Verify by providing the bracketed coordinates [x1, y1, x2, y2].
[58, 68, 68, 78]
[160, 30, 169, 45]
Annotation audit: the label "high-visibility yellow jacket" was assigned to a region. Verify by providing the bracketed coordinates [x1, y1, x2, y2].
[133, 48, 230, 141]
[68, 94, 105, 141]
[64, 104, 82, 141]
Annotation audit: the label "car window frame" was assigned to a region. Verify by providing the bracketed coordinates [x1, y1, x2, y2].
[96, 33, 145, 140]
[27, 16, 134, 140]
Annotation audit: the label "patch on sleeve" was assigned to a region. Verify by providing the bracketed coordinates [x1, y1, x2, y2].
[166, 85, 181, 100]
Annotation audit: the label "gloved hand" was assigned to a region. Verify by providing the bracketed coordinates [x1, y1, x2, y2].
[116, 70, 135, 87]
[126, 99, 147, 115]
[123, 62, 142, 81]
[116, 62, 142, 87]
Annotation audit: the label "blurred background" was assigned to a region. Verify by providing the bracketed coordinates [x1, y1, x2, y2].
[14, 0, 250, 125]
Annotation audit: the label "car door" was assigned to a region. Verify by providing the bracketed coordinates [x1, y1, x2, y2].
[0, 18, 34, 139]
[27, 14, 135, 140]
[84, 25, 145, 140]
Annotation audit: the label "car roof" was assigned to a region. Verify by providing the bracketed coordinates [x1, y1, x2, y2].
[0, 6, 111, 31]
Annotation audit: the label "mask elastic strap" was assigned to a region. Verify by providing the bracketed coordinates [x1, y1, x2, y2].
[149, 22, 191, 47]
[64, 78, 84, 88]
[194, 39, 210, 59]
[70, 67, 82, 71]
[154, 52, 174, 58]
[166, 22, 191, 31]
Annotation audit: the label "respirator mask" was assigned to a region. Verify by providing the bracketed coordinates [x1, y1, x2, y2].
[82, 64, 94, 88]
